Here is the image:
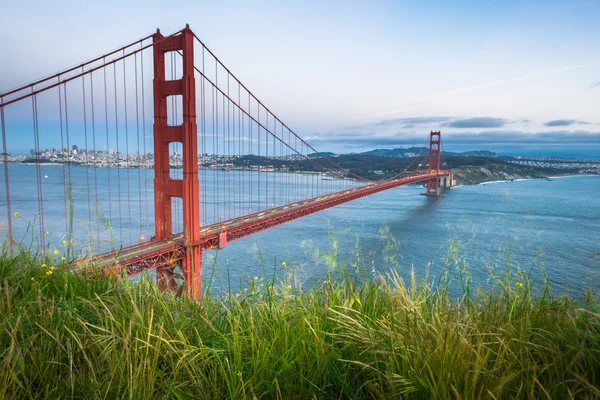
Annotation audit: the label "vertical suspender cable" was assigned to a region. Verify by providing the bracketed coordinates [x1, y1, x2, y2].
[266, 112, 269, 208]
[31, 92, 45, 251]
[256, 102, 261, 211]
[294, 134, 298, 200]
[140, 47, 149, 239]
[305, 143, 308, 200]
[279, 121, 282, 205]
[249, 95, 252, 214]
[222, 75, 227, 220]
[201, 46, 207, 227]
[316, 134, 319, 195]
[57, 78, 69, 245]
[303, 143, 306, 200]
[312, 141, 315, 198]
[237, 84, 241, 216]
[215, 59, 219, 224]
[134, 52, 143, 241]
[64, 85, 73, 251]
[271, 116, 279, 206]
[82, 70, 93, 249]
[113, 63, 123, 245]
[212, 81, 216, 224]
[0, 97, 13, 256]
[238, 82, 242, 217]
[123, 52, 132, 245]
[103, 60, 113, 242]
[90, 72, 101, 252]
[227, 73, 231, 220]
[285, 129, 292, 203]
[273, 116, 276, 207]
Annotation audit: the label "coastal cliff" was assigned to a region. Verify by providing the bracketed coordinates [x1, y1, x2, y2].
[452, 164, 568, 185]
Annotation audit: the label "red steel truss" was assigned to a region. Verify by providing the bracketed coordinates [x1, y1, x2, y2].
[90, 169, 450, 282]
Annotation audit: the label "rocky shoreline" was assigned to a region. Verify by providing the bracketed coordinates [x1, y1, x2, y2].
[452, 164, 595, 185]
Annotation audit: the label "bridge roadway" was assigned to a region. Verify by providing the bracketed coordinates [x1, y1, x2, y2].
[88, 171, 449, 276]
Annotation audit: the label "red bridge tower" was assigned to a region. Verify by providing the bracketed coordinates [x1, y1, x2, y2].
[425, 131, 442, 196]
[153, 26, 201, 299]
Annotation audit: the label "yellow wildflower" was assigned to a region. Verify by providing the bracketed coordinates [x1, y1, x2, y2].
[515, 282, 524, 289]
[13, 212, 19, 217]
[46, 270, 53, 276]
[53, 249, 59, 256]
[287, 285, 292, 290]
[31, 277, 35, 281]
[281, 261, 287, 268]
[50, 266, 56, 271]
[254, 276, 258, 280]
[44, 231, 49, 235]
[61, 256, 66, 261]
[41, 263, 46, 268]
[62, 240, 67, 245]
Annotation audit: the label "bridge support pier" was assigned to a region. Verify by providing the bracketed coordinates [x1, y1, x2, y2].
[153, 25, 202, 299]
[439, 171, 454, 188]
[423, 178, 442, 196]
[181, 245, 202, 298]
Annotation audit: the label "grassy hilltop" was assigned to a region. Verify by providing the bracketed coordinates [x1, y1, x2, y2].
[0, 247, 599, 399]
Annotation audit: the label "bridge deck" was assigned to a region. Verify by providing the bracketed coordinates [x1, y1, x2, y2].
[88, 171, 449, 275]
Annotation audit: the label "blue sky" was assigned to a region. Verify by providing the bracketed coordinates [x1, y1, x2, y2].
[1, 0, 599, 157]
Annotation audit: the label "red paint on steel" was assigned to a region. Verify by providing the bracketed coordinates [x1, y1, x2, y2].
[219, 232, 228, 249]
[92, 171, 449, 277]
[426, 131, 442, 196]
[152, 26, 201, 299]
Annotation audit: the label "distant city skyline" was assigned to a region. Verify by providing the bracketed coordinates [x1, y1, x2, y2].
[10, 139, 600, 161]
[1, 0, 599, 157]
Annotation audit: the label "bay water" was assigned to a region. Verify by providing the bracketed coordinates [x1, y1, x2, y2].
[1, 164, 598, 296]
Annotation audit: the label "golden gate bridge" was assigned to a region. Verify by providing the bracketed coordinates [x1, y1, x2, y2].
[0, 25, 452, 298]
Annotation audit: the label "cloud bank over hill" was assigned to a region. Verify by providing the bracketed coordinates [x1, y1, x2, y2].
[308, 115, 600, 157]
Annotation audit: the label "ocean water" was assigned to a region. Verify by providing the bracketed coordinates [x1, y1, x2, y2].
[1, 164, 599, 296]
[211, 175, 600, 296]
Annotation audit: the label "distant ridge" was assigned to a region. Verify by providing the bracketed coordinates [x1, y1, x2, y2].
[359, 148, 498, 158]
[455, 150, 498, 158]
[360, 147, 424, 157]
[308, 151, 336, 159]
[309, 148, 499, 159]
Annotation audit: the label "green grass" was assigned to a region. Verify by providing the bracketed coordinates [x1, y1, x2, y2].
[0, 248, 599, 399]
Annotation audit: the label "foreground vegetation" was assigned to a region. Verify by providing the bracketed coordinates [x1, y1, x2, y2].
[0, 249, 599, 399]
